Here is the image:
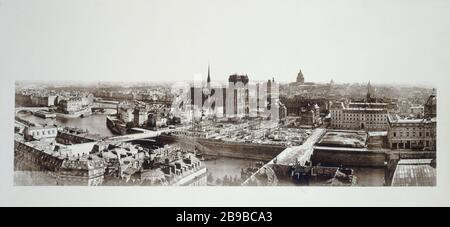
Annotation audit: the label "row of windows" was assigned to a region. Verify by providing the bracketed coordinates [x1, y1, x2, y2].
[393, 131, 432, 138]
[332, 116, 387, 121]
[335, 118, 386, 122]
[393, 127, 432, 131]
[333, 115, 386, 118]
[332, 116, 386, 119]
[333, 113, 385, 117]
[31, 130, 56, 137]
[332, 120, 386, 125]
[331, 123, 386, 128]
[391, 141, 432, 149]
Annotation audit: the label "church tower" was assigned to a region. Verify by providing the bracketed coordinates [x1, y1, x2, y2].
[424, 88, 437, 118]
[366, 81, 373, 102]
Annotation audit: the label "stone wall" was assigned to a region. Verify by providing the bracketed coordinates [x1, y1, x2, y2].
[157, 135, 285, 161]
[311, 148, 388, 167]
[56, 131, 96, 145]
[14, 141, 63, 171]
[311, 147, 436, 168]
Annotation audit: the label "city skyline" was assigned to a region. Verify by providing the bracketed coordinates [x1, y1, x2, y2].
[13, 78, 437, 187]
[1, 0, 448, 86]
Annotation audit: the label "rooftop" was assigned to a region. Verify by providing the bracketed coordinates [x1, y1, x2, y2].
[316, 130, 367, 148]
[344, 108, 387, 112]
[368, 131, 388, 137]
[388, 114, 436, 124]
[391, 159, 436, 187]
[348, 102, 388, 106]
[26, 125, 57, 130]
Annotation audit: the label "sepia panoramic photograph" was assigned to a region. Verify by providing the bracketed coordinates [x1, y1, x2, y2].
[4, 0, 450, 211]
[3, 0, 445, 194]
[14, 75, 437, 187]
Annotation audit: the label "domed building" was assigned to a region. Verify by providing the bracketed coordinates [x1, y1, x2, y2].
[296, 69, 305, 84]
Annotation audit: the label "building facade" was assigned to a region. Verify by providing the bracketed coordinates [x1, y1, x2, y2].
[387, 114, 436, 150]
[133, 108, 148, 126]
[330, 102, 388, 131]
[30, 95, 57, 107]
[228, 74, 250, 118]
[24, 125, 58, 141]
[59, 98, 83, 114]
[299, 104, 321, 127]
[118, 107, 134, 123]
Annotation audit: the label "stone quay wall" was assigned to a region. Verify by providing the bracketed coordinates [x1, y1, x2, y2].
[311, 147, 436, 168]
[14, 140, 64, 172]
[311, 148, 388, 167]
[157, 134, 286, 161]
[56, 131, 97, 145]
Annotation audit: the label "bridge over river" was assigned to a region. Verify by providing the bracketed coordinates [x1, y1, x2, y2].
[105, 128, 175, 143]
[241, 128, 326, 186]
[15, 107, 54, 114]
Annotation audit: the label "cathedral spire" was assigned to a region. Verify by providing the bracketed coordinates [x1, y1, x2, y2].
[207, 64, 211, 83]
[206, 64, 211, 90]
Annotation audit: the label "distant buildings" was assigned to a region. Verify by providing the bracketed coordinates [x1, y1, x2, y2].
[228, 74, 250, 118]
[117, 104, 134, 123]
[57, 95, 93, 115]
[31, 95, 58, 107]
[120, 108, 134, 123]
[287, 69, 318, 96]
[93, 87, 171, 103]
[299, 104, 321, 126]
[15, 88, 96, 117]
[133, 108, 149, 126]
[291, 69, 315, 86]
[410, 105, 424, 118]
[188, 69, 283, 121]
[60, 98, 83, 114]
[16, 94, 57, 107]
[284, 98, 322, 127]
[112, 101, 168, 131]
[397, 100, 412, 116]
[398, 100, 425, 118]
[366, 81, 376, 103]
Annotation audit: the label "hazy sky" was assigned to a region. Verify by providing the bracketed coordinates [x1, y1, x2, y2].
[1, 0, 449, 85]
